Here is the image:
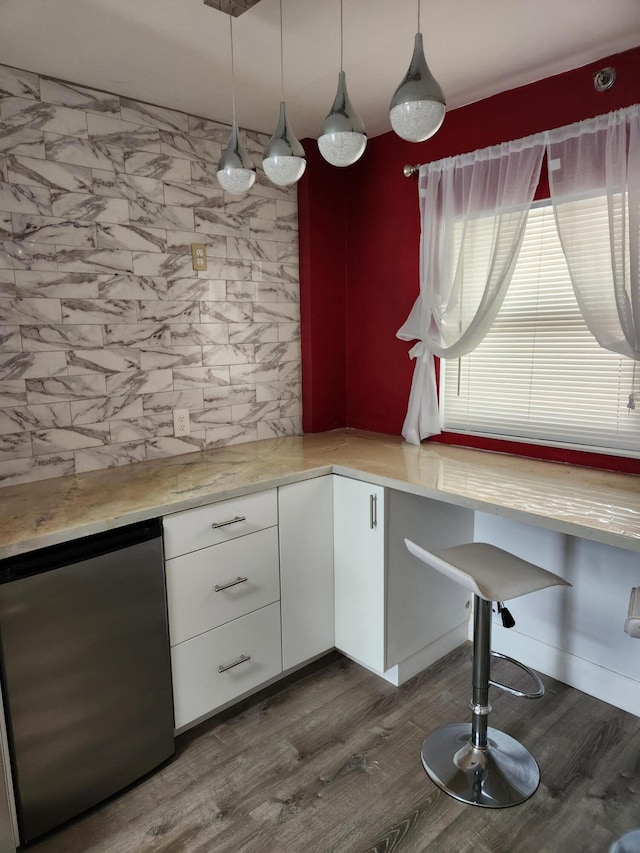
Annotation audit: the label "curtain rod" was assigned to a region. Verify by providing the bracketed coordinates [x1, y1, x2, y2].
[403, 164, 421, 177]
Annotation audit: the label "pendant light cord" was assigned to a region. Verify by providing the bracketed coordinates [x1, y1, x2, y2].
[417, 0, 421, 34]
[279, 0, 285, 102]
[340, 0, 344, 71]
[229, 16, 237, 124]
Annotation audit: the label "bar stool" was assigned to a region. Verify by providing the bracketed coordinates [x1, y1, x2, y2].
[405, 538, 571, 809]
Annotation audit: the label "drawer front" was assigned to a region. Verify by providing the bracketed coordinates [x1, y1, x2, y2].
[163, 489, 277, 559]
[171, 602, 282, 730]
[166, 527, 280, 645]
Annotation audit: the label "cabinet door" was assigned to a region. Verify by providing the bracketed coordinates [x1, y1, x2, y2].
[333, 476, 385, 672]
[279, 477, 334, 670]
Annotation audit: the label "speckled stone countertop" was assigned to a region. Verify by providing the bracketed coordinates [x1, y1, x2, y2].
[1, 429, 639, 558]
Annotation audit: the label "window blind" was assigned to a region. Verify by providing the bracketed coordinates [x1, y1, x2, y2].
[441, 201, 640, 456]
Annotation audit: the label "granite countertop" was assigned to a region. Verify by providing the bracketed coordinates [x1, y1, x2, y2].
[1, 429, 639, 558]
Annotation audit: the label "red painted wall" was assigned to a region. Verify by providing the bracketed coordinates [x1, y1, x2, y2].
[299, 46, 640, 472]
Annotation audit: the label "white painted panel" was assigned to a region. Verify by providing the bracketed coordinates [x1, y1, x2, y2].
[171, 602, 282, 730]
[0, 683, 17, 853]
[163, 489, 277, 558]
[166, 527, 280, 645]
[279, 477, 334, 670]
[334, 476, 385, 672]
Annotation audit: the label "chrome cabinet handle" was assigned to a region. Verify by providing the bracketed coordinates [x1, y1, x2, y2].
[211, 515, 246, 529]
[214, 576, 248, 592]
[370, 494, 378, 529]
[218, 654, 251, 673]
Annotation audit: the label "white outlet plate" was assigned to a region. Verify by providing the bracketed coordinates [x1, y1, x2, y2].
[173, 409, 190, 437]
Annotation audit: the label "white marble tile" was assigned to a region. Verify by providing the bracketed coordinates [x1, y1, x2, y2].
[251, 171, 297, 201]
[1, 98, 88, 138]
[12, 214, 96, 248]
[0, 214, 11, 239]
[255, 280, 298, 303]
[139, 346, 203, 370]
[21, 323, 103, 351]
[0, 240, 57, 270]
[132, 251, 192, 278]
[109, 413, 173, 442]
[0, 327, 20, 352]
[0, 183, 51, 216]
[71, 394, 143, 425]
[97, 274, 167, 300]
[57, 248, 133, 274]
[199, 257, 253, 281]
[173, 366, 230, 389]
[96, 223, 166, 253]
[202, 343, 254, 365]
[15, 271, 100, 299]
[39, 78, 121, 117]
[31, 423, 110, 455]
[0, 379, 27, 406]
[164, 181, 223, 208]
[0, 156, 7, 183]
[103, 324, 171, 348]
[253, 303, 300, 323]
[0, 431, 32, 460]
[251, 261, 298, 284]
[165, 277, 225, 301]
[190, 407, 232, 426]
[87, 113, 160, 153]
[190, 160, 220, 186]
[7, 154, 93, 192]
[275, 200, 297, 219]
[200, 301, 252, 323]
[0, 402, 71, 435]
[226, 236, 278, 262]
[128, 199, 194, 231]
[257, 416, 300, 439]
[165, 230, 226, 257]
[0, 297, 62, 324]
[50, 191, 129, 223]
[186, 115, 229, 143]
[169, 323, 229, 346]
[0, 452, 74, 486]
[74, 440, 146, 473]
[203, 384, 256, 406]
[0, 128, 45, 158]
[106, 368, 173, 397]
[25, 374, 107, 403]
[121, 99, 189, 133]
[279, 360, 301, 383]
[278, 322, 300, 343]
[0, 351, 67, 380]
[229, 363, 279, 384]
[145, 434, 205, 459]
[66, 347, 140, 374]
[44, 132, 124, 172]
[255, 381, 284, 403]
[250, 217, 297, 244]
[137, 300, 199, 323]
[141, 388, 203, 414]
[61, 297, 137, 324]
[228, 323, 278, 344]
[0, 66, 40, 100]
[204, 423, 258, 448]
[160, 131, 221, 164]
[92, 170, 165, 204]
[124, 151, 191, 183]
[279, 397, 302, 419]
[224, 195, 277, 220]
[195, 208, 249, 238]
[232, 400, 280, 425]
[276, 241, 298, 264]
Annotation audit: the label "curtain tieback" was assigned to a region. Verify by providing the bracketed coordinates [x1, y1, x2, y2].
[408, 341, 428, 361]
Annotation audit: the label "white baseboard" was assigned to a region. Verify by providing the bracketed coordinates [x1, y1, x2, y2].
[492, 624, 640, 718]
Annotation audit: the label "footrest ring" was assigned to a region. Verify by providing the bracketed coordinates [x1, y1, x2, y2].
[489, 651, 544, 699]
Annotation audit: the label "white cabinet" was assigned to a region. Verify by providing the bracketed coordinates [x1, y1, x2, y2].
[334, 475, 473, 680]
[279, 477, 334, 670]
[163, 489, 282, 730]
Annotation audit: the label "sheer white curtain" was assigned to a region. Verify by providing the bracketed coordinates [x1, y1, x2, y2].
[396, 136, 546, 444]
[547, 105, 640, 403]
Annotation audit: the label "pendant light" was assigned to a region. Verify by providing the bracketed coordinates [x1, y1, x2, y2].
[217, 16, 256, 194]
[262, 0, 306, 187]
[389, 0, 446, 143]
[317, 0, 367, 168]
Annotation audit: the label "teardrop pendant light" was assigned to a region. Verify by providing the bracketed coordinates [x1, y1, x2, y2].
[262, 0, 306, 187]
[317, 0, 367, 168]
[217, 16, 256, 194]
[389, 0, 446, 143]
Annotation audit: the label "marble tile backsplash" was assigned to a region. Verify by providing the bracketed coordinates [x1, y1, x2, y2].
[0, 64, 302, 487]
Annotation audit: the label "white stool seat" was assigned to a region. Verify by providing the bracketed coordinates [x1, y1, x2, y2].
[404, 540, 570, 602]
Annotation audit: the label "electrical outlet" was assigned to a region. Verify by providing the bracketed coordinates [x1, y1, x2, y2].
[190, 243, 207, 272]
[173, 409, 190, 437]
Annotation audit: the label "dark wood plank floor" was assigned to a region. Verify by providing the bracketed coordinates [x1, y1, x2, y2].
[26, 645, 640, 853]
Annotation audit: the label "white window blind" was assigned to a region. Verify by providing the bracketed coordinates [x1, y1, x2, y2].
[441, 201, 640, 456]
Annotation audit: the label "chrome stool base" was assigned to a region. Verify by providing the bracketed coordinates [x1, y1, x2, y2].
[421, 723, 540, 808]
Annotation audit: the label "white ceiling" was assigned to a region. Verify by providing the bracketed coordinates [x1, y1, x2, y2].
[1, 0, 640, 140]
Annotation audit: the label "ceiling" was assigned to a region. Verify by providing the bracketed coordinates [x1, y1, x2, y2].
[1, 0, 640, 140]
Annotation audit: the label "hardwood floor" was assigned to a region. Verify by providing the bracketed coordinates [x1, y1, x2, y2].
[27, 645, 640, 853]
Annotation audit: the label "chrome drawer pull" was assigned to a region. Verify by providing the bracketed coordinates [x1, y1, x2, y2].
[218, 654, 251, 673]
[210, 515, 246, 529]
[214, 576, 248, 592]
[370, 494, 377, 529]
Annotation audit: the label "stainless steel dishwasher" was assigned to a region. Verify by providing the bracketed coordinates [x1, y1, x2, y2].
[0, 518, 174, 844]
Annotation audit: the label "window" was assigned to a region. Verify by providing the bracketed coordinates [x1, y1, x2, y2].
[441, 201, 640, 456]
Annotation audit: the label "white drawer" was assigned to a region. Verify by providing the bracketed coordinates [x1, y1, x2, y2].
[166, 527, 280, 645]
[171, 602, 282, 730]
[163, 489, 277, 559]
